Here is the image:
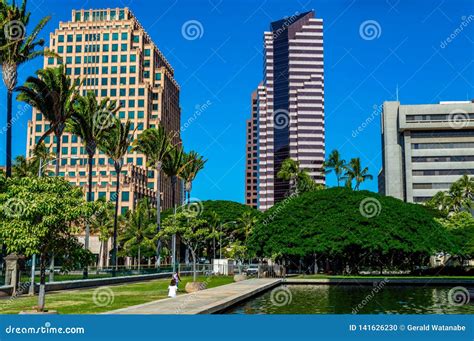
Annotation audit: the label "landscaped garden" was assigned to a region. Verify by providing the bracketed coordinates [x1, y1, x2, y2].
[0, 276, 233, 314]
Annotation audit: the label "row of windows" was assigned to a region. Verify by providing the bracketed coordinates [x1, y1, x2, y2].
[58, 32, 130, 43]
[412, 183, 452, 189]
[412, 142, 474, 149]
[56, 43, 128, 54]
[49, 54, 137, 65]
[74, 9, 126, 22]
[406, 113, 474, 121]
[412, 156, 474, 163]
[412, 169, 474, 176]
[410, 130, 474, 138]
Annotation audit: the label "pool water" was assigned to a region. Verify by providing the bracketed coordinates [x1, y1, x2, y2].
[226, 285, 474, 314]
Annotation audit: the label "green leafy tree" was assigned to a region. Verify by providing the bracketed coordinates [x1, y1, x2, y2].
[324, 149, 346, 186]
[161, 212, 215, 281]
[0, 177, 93, 311]
[248, 187, 457, 274]
[16, 65, 78, 176]
[427, 175, 474, 215]
[132, 125, 176, 266]
[343, 157, 373, 190]
[0, 0, 53, 177]
[98, 118, 133, 273]
[437, 211, 474, 263]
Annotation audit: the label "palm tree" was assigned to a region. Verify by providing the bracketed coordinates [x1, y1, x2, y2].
[132, 125, 176, 267]
[16, 65, 78, 176]
[31, 142, 54, 176]
[324, 149, 346, 186]
[180, 151, 206, 203]
[12, 155, 30, 177]
[120, 198, 155, 270]
[67, 91, 119, 275]
[455, 174, 474, 203]
[0, 0, 53, 177]
[98, 118, 133, 275]
[277, 158, 302, 194]
[343, 158, 373, 190]
[162, 145, 187, 212]
[277, 158, 318, 194]
[237, 211, 257, 242]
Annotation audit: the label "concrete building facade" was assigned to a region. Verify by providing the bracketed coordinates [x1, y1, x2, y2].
[379, 101, 474, 203]
[256, 11, 325, 211]
[25, 8, 182, 264]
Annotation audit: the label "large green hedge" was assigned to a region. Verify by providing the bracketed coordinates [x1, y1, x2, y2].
[248, 188, 458, 272]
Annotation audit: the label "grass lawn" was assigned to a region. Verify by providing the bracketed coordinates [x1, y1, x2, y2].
[294, 274, 474, 279]
[0, 276, 234, 314]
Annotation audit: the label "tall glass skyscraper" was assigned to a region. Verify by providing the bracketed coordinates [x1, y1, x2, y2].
[256, 10, 325, 210]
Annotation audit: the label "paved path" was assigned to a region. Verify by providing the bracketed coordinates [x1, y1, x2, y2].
[108, 278, 282, 314]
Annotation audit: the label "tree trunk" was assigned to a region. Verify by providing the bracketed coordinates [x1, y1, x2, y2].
[191, 249, 197, 282]
[171, 175, 177, 272]
[38, 253, 47, 312]
[112, 163, 121, 276]
[138, 245, 141, 271]
[55, 132, 61, 177]
[155, 163, 162, 267]
[83, 153, 94, 279]
[48, 255, 54, 282]
[6, 90, 12, 177]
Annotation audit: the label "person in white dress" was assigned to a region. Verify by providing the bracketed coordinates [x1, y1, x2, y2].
[168, 279, 178, 298]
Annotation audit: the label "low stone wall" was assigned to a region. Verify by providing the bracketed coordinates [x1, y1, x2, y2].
[0, 285, 13, 297]
[286, 278, 474, 286]
[35, 271, 199, 293]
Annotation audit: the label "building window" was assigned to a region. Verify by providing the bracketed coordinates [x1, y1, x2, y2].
[112, 32, 118, 41]
[122, 192, 130, 201]
[120, 55, 127, 62]
[121, 32, 128, 40]
[67, 34, 73, 42]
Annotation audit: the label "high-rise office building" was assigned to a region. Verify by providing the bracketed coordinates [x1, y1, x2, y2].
[245, 89, 258, 208]
[25, 8, 181, 262]
[379, 101, 474, 203]
[256, 11, 325, 211]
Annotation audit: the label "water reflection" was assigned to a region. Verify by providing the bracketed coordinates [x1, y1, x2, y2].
[227, 285, 474, 314]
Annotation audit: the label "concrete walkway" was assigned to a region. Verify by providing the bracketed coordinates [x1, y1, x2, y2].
[108, 278, 282, 314]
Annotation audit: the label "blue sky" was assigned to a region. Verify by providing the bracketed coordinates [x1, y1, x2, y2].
[1, 0, 473, 203]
